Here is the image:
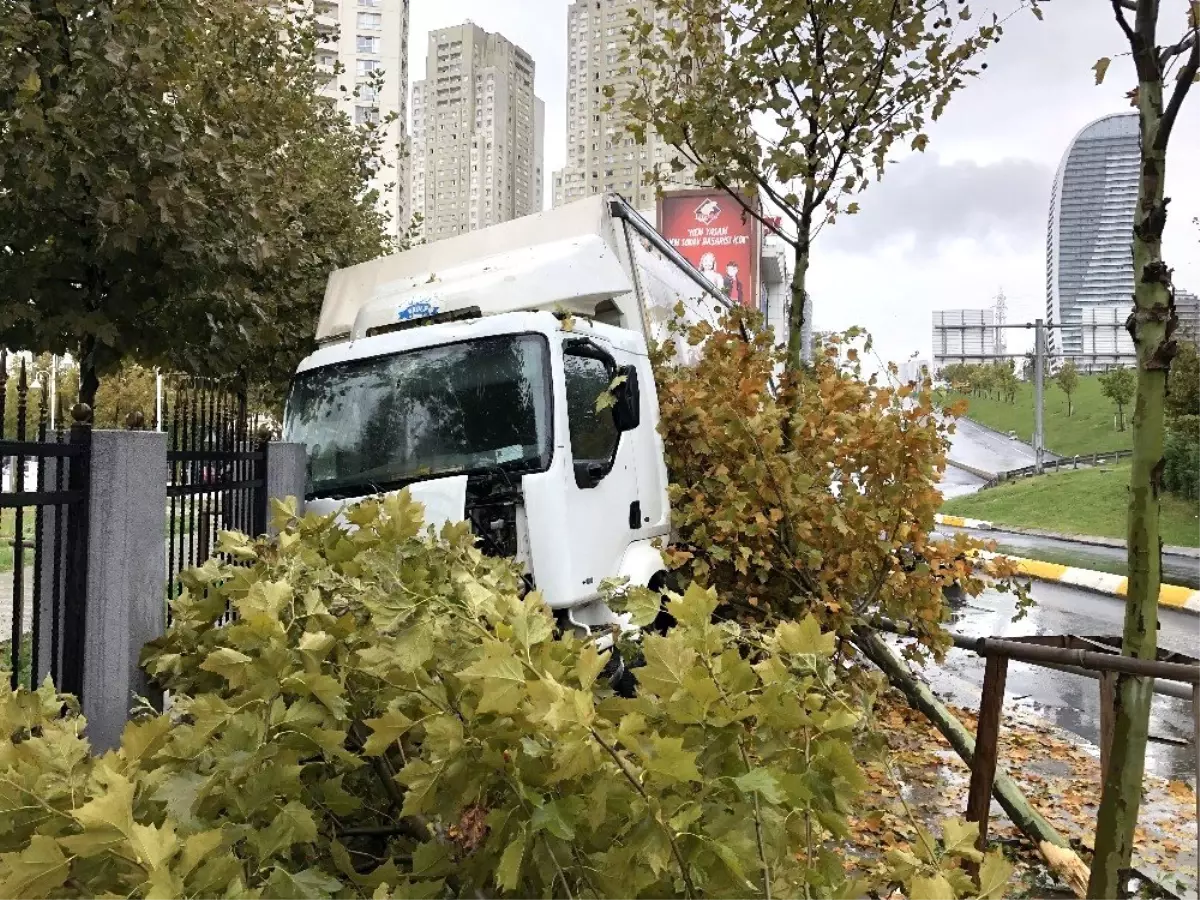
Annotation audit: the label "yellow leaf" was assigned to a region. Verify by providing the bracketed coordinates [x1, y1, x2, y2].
[129, 821, 179, 872]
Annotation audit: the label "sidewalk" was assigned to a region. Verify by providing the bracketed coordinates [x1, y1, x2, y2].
[0, 566, 33, 640]
[857, 696, 1198, 898]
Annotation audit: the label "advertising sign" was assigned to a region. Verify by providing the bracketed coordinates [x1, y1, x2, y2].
[657, 190, 761, 309]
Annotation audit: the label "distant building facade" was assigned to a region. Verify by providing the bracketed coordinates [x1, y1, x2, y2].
[1045, 113, 1140, 372]
[551, 0, 694, 209]
[410, 22, 544, 244]
[933, 309, 997, 369]
[295, 0, 410, 236]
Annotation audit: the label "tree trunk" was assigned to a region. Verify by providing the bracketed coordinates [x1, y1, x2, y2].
[854, 630, 1091, 897]
[785, 241, 810, 378]
[1089, 5, 1191, 892]
[78, 334, 100, 412]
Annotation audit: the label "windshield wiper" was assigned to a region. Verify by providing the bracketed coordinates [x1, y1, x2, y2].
[310, 468, 464, 501]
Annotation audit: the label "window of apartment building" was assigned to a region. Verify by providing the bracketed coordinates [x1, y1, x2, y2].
[357, 59, 381, 76]
[357, 12, 382, 30]
[355, 106, 379, 125]
[358, 83, 378, 101]
[359, 0, 380, 6]
[356, 35, 380, 54]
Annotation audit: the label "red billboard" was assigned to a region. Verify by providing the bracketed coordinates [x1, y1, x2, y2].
[657, 190, 761, 309]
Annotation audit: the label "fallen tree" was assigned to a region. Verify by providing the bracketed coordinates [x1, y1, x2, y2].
[853, 628, 1091, 898]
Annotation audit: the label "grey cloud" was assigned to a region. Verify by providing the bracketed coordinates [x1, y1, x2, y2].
[822, 155, 1054, 257]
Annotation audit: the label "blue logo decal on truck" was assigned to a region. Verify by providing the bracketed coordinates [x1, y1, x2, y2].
[397, 299, 438, 321]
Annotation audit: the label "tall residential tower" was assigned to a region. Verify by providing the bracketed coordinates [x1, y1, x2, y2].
[308, 0, 410, 236]
[410, 23, 544, 243]
[552, 0, 693, 209]
[1045, 112, 1140, 371]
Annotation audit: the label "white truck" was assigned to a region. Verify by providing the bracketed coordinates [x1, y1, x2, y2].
[283, 193, 731, 643]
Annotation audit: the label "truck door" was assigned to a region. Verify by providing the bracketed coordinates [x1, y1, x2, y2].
[560, 339, 642, 604]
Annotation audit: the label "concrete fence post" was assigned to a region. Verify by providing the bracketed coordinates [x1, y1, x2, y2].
[81, 430, 167, 751]
[264, 442, 307, 535]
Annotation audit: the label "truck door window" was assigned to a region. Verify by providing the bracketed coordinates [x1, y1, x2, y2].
[564, 351, 620, 485]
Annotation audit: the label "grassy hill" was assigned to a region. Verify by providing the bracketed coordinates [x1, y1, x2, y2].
[943, 461, 1200, 547]
[949, 374, 1133, 457]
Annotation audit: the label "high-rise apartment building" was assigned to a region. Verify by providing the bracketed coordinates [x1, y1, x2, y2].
[410, 23, 544, 243]
[1045, 112, 1140, 371]
[552, 0, 694, 209]
[307, 0, 410, 237]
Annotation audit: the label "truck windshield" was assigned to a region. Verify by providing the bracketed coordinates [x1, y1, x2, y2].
[285, 334, 553, 498]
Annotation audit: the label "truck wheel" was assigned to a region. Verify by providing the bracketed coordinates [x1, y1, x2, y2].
[602, 644, 642, 698]
[647, 571, 678, 635]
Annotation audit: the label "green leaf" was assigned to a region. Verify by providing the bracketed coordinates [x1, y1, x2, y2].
[910, 873, 956, 900]
[531, 799, 576, 840]
[264, 866, 343, 899]
[200, 647, 253, 685]
[72, 768, 135, 838]
[940, 817, 983, 861]
[734, 768, 783, 804]
[510, 594, 554, 650]
[637, 634, 697, 698]
[0, 836, 70, 899]
[251, 801, 318, 861]
[179, 829, 226, 877]
[666, 582, 718, 628]
[977, 850, 1014, 899]
[459, 640, 527, 714]
[575, 642, 609, 690]
[620, 586, 663, 628]
[496, 830, 527, 891]
[775, 615, 836, 658]
[129, 821, 179, 872]
[643, 735, 702, 783]
[362, 706, 414, 756]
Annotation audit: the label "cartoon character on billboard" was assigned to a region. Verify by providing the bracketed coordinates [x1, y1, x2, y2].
[725, 261, 744, 305]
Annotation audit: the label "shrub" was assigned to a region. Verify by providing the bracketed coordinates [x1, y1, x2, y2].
[1163, 417, 1200, 501]
[652, 310, 1027, 660]
[0, 495, 1015, 898]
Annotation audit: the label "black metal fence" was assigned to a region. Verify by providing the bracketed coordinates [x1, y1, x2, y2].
[165, 379, 270, 597]
[0, 353, 90, 693]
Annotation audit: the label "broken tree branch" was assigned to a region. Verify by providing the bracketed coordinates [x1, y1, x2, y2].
[854, 628, 1091, 899]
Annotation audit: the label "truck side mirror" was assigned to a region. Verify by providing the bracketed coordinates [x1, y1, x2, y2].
[612, 365, 640, 432]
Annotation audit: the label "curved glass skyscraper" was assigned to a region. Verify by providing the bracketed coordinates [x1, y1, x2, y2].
[1045, 113, 1140, 370]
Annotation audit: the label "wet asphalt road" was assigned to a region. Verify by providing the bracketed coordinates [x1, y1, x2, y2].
[938, 465, 987, 500]
[945, 417, 1057, 476]
[918, 581, 1199, 780]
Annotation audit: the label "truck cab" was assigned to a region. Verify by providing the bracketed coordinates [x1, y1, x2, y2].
[283, 194, 728, 638]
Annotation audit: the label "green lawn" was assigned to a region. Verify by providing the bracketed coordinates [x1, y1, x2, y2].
[0, 634, 33, 688]
[0, 508, 35, 574]
[949, 375, 1134, 457]
[943, 461, 1200, 547]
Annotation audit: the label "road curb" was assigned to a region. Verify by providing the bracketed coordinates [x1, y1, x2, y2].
[935, 513, 994, 531]
[969, 547, 1200, 616]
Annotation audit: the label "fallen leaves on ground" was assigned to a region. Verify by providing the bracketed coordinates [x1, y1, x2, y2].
[851, 691, 1197, 898]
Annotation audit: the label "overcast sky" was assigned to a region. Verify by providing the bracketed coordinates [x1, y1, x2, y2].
[406, 0, 1199, 367]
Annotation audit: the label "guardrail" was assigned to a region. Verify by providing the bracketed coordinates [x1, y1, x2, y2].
[982, 449, 1134, 489]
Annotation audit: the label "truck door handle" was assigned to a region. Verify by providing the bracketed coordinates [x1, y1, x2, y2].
[587, 463, 604, 483]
